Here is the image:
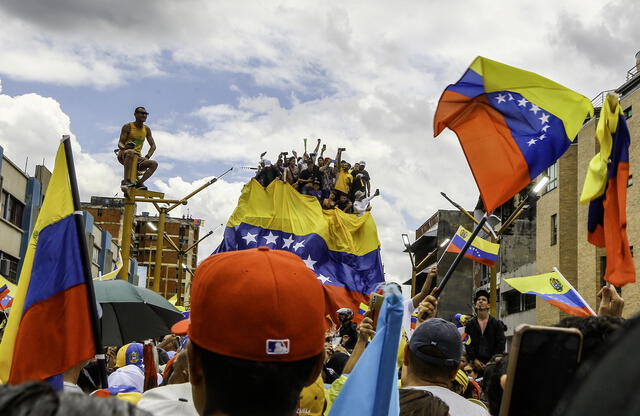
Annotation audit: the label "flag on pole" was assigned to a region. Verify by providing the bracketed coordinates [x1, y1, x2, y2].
[329, 284, 403, 416]
[0, 140, 98, 388]
[214, 179, 384, 322]
[0, 285, 13, 311]
[358, 302, 369, 316]
[434, 56, 594, 212]
[581, 94, 635, 287]
[446, 225, 500, 267]
[504, 268, 595, 317]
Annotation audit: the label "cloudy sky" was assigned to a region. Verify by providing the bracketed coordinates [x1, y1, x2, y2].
[0, 0, 637, 282]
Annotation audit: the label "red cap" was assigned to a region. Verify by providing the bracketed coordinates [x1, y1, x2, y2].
[188, 247, 326, 362]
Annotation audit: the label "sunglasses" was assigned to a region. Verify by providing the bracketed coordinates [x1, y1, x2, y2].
[136, 111, 149, 116]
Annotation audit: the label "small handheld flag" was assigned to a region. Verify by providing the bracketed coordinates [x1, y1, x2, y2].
[358, 302, 369, 316]
[504, 268, 595, 317]
[445, 225, 500, 267]
[434, 56, 594, 212]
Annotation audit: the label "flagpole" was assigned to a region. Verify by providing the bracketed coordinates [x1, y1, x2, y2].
[435, 215, 488, 298]
[62, 136, 108, 389]
[553, 267, 596, 316]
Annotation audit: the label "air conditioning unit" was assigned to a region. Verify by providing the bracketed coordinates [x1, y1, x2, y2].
[0, 259, 10, 276]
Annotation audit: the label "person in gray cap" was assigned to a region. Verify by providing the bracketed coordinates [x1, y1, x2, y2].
[401, 318, 489, 416]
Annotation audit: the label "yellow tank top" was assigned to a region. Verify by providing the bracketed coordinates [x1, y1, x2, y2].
[127, 122, 148, 154]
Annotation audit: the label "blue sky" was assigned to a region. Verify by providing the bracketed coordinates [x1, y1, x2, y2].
[0, 0, 637, 280]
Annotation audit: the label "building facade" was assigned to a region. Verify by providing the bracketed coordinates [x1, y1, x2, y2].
[537, 61, 640, 325]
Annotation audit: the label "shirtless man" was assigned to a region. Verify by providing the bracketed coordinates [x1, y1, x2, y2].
[118, 106, 158, 190]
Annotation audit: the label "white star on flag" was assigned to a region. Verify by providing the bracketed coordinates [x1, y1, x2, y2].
[538, 134, 546, 141]
[539, 113, 550, 124]
[317, 275, 331, 284]
[495, 94, 506, 104]
[507, 93, 514, 101]
[293, 240, 305, 251]
[242, 232, 257, 245]
[281, 236, 294, 249]
[541, 125, 550, 132]
[517, 97, 528, 107]
[529, 104, 541, 114]
[303, 255, 317, 270]
[263, 232, 279, 246]
[527, 139, 537, 146]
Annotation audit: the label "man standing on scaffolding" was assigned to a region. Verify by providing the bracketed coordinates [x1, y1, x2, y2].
[117, 106, 158, 190]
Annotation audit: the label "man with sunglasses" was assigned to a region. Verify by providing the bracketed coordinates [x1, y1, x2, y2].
[117, 106, 158, 190]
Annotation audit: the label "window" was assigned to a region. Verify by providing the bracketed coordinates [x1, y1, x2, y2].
[97, 208, 103, 217]
[0, 251, 20, 283]
[624, 106, 632, 119]
[546, 163, 558, 192]
[1, 191, 25, 228]
[599, 256, 622, 294]
[92, 245, 100, 265]
[523, 294, 536, 310]
[550, 214, 558, 246]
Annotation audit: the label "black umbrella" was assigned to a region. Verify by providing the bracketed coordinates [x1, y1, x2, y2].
[93, 279, 184, 346]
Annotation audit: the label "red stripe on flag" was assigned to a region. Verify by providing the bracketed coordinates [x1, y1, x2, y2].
[546, 299, 592, 317]
[9, 284, 95, 384]
[323, 285, 370, 325]
[434, 90, 531, 212]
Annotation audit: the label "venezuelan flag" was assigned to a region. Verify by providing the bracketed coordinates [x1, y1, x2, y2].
[446, 225, 499, 267]
[0, 140, 98, 388]
[582, 94, 635, 287]
[0, 285, 13, 311]
[504, 269, 595, 317]
[358, 302, 369, 316]
[214, 179, 384, 320]
[434, 56, 593, 212]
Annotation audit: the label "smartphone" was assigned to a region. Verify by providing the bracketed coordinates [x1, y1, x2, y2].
[369, 292, 384, 329]
[499, 324, 583, 416]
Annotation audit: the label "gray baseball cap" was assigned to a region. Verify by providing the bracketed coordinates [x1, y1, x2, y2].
[408, 318, 463, 367]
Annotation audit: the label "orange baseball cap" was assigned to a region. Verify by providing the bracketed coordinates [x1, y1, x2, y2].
[188, 247, 326, 362]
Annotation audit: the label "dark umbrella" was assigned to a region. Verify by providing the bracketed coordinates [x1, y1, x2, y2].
[93, 279, 183, 346]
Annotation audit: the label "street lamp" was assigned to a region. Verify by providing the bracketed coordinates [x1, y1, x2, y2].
[439, 238, 450, 248]
[402, 233, 411, 250]
[532, 176, 550, 195]
[147, 222, 157, 232]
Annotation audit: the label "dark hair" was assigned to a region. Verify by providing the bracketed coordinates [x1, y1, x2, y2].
[399, 388, 450, 416]
[554, 316, 625, 363]
[134, 106, 146, 113]
[474, 289, 490, 303]
[192, 341, 322, 416]
[407, 346, 457, 381]
[323, 352, 349, 384]
[481, 353, 509, 416]
[0, 382, 150, 416]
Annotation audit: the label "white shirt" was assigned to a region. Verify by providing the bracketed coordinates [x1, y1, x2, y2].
[405, 386, 489, 416]
[138, 382, 198, 416]
[402, 298, 416, 339]
[353, 195, 376, 216]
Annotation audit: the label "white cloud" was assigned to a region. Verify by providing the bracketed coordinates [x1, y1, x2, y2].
[1, 0, 637, 284]
[0, 91, 120, 199]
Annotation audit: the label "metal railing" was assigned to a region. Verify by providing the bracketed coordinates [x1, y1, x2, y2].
[590, 89, 617, 109]
[626, 64, 639, 81]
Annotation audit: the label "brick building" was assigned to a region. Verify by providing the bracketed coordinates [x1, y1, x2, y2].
[134, 213, 202, 305]
[536, 59, 640, 325]
[82, 197, 203, 303]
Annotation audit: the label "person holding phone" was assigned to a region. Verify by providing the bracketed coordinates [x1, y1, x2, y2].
[464, 289, 506, 371]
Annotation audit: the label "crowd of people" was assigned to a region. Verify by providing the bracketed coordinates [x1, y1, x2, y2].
[254, 139, 380, 216]
[0, 248, 632, 416]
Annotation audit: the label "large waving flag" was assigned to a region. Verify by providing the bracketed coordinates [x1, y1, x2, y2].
[434, 56, 594, 212]
[214, 179, 384, 319]
[504, 268, 595, 317]
[446, 225, 499, 267]
[0, 138, 101, 388]
[329, 284, 403, 416]
[581, 94, 635, 287]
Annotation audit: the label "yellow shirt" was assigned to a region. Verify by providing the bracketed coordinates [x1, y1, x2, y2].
[128, 122, 148, 155]
[334, 169, 352, 194]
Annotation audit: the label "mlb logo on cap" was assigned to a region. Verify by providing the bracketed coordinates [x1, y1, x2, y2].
[266, 339, 290, 355]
